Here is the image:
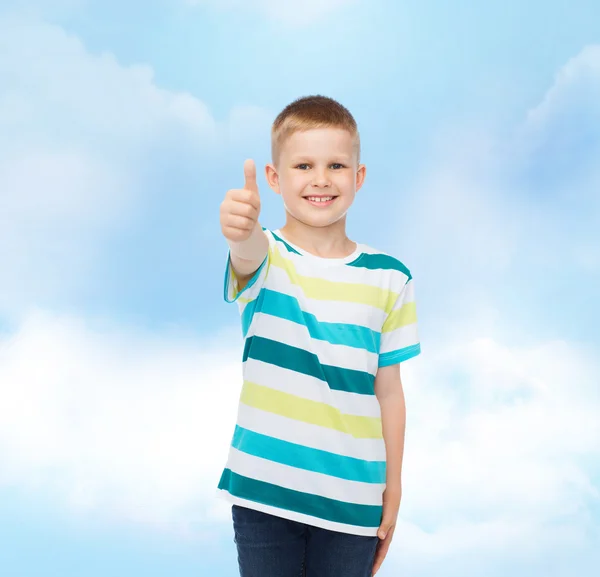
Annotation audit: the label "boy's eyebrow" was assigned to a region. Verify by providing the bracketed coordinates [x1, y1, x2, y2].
[289, 154, 352, 162]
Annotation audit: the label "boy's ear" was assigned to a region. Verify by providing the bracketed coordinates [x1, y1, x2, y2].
[355, 164, 367, 192]
[265, 163, 281, 195]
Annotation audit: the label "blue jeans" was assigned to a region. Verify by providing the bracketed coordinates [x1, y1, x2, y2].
[232, 505, 379, 577]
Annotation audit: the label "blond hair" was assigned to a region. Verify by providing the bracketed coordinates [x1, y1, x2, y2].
[271, 95, 360, 165]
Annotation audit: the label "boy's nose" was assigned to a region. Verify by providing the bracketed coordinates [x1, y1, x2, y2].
[311, 171, 331, 188]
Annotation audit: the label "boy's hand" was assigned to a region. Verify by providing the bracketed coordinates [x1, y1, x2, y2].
[372, 488, 401, 575]
[220, 159, 261, 243]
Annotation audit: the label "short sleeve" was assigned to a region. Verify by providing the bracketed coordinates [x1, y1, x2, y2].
[378, 278, 421, 367]
[223, 230, 272, 304]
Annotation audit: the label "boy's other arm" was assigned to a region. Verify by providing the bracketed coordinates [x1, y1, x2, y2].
[220, 159, 269, 290]
[375, 364, 406, 494]
[372, 364, 406, 574]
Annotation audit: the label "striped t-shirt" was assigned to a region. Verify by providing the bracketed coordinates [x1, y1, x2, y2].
[217, 228, 421, 536]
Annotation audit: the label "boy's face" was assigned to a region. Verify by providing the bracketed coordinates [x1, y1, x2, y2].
[266, 127, 366, 229]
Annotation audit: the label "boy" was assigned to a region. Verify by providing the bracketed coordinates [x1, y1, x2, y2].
[218, 95, 421, 577]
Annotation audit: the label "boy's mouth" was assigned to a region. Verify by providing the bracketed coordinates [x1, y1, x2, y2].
[303, 195, 338, 207]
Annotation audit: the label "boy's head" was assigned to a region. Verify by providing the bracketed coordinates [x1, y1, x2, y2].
[271, 95, 361, 166]
[266, 95, 366, 229]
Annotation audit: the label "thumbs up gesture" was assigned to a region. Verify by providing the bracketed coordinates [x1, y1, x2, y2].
[220, 159, 262, 243]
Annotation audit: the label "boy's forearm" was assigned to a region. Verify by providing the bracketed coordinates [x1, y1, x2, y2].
[379, 390, 406, 492]
[228, 224, 269, 278]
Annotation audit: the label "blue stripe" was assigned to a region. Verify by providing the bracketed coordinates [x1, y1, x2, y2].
[378, 343, 421, 367]
[250, 289, 380, 352]
[232, 426, 386, 484]
[241, 298, 259, 337]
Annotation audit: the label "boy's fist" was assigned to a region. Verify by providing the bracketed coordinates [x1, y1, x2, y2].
[220, 159, 261, 243]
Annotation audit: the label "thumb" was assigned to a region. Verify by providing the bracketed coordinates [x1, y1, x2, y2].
[243, 158, 259, 194]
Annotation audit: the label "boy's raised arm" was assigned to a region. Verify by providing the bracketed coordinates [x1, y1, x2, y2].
[220, 159, 269, 288]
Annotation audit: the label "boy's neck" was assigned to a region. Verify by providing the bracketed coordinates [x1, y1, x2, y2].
[279, 217, 356, 259]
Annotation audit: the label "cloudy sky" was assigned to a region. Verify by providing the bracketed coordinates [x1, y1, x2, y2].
[1, 1, 599, 575]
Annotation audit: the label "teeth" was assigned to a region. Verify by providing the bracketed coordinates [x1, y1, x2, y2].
[307, 196, 334, 203]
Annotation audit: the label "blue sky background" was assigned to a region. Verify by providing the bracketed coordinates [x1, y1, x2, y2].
[0, 1, 599, 576]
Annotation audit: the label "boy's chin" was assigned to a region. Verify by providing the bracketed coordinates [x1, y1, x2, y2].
[285, 209, 349, 229]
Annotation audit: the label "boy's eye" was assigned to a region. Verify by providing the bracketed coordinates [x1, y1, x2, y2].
[295, 163, 345, 170]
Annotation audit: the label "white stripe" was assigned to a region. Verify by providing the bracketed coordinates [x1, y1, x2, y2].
[236, 404, 387, 461]
[390, 279, 416, 310]
[264, 266, 387, 330]
[270, 239, 407, 286]
[380, 323, 420, 355]
[226, 447, 384, 506]
[271, 250, 384, 285]
[216, 491, 379, 536]
[244, 359, 381, 418]
[269, 254, 394, 294]
[252, 314, 379, 375]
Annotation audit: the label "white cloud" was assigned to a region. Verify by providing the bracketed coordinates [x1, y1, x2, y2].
[404, 44, 600, 324]
[525, 45, 600, 135]
[188, 0, 359, 26]
[0, 308, 243, 538]
[0, 15, 271, 319]
[403, 337, 599, 520]
[0, 17, 217, 152]
[0, 16, 214, 318]
[0, 308, 598, 568]
[517, 44, 600, 203]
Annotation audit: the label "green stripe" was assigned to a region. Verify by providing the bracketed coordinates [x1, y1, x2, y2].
[347, 253, 412, 279]
[242, 336, 375, 395]
[242, 289, 380, 351]
[218, 468, 382, 528]
[233, 426, 386, 483]
[271, 231, 302, 255]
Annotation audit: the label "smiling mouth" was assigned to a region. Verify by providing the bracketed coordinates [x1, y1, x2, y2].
[304, 195, 338, 205]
